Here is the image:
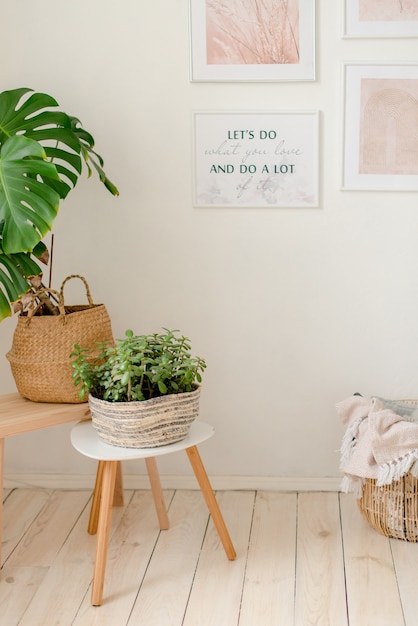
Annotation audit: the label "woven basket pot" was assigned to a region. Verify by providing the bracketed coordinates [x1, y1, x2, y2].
[88, 385, 201, 448]
[357, 399, 418, 542]
[6, 275, 114, 404]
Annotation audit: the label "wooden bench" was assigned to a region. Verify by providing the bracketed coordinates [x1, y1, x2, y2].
[0, 393, 90, 568]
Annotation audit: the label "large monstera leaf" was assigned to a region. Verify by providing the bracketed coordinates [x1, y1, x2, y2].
[0, 135, 61, 319]
[0, 87, 119, 321]
[0, 135, 61, 254]
[0, 88, 82, 200]
[0, 87, 118, 206]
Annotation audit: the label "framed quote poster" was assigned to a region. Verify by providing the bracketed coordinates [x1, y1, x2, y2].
[342, 64, 418, 191]
[344, 0, 418, 37]
[189, 0, 316, 81]
[193, 111, 319, 208]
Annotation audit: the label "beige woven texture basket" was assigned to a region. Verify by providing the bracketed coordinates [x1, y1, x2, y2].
[357, 399, 418, 541]
[89, 385, 201, 448]
[7, 275, 114, 404]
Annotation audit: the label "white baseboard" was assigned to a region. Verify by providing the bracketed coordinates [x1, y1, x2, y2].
[4, 473, 343, 492]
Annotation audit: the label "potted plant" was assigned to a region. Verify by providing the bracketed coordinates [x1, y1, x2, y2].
[0, 87, 119, 322]
[71, 328, 207, 448]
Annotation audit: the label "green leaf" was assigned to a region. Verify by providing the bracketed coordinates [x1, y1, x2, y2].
[0, 89, 56, 140]
[0, 253, 33, 294]
[45, 146, 82, 187]
[0, 88, 119, 206]
[32, 127, 81, 153]
[71, 116, 119, 196]
[0, 136, 61, 254]
[12, 251, 44, 276]
[121, 371, 130, 386]
[157, 380, 167, 394]
[0, 287, 12, 319]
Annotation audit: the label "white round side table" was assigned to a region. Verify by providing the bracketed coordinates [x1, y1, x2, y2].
[71, 420, 236, 606]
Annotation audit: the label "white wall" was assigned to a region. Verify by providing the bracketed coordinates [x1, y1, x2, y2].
[1, 1, 418, 488]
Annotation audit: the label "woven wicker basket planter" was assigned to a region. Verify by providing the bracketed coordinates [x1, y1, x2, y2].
[358, 473, 418, 541]
[6, 276, 113, 404]
[88, 385, 201, 448]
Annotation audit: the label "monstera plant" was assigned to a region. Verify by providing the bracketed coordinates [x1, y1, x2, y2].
[0, 87, 118, 322]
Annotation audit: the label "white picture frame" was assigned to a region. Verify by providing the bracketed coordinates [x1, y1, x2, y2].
[189, 0, 316, 82]
[344, 0, 418, 38]
[342, 63, 418, 191]
[193, 111, 319, 208]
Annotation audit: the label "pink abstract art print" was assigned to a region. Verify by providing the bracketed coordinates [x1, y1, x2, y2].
[345, 0, 418, 36]
[205, 0, 300, 65]
[359, 0, 418, 22]
[360, 78, 418, 175]
[343, 64, 418, 190]
[189, 0, 315, 81]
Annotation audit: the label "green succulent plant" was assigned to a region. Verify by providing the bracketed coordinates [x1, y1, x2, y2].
[0, 87, 119, 322]
[71, 329, 207, 402]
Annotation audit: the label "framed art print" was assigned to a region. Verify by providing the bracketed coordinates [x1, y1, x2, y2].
[189, 0, 316, 81]
[342, 63, 418, 191]
[193, 111, 319, 208]
[344, 0, 418, 37]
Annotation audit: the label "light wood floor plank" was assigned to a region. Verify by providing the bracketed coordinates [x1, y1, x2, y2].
[127, 490, 211, 625]
[295, 492, 348, 626]
[17, 491, 134, 626]
[7, 489, 91, 567]
[0, 566, 47, 626]
[390, 537, 418, 626]
[183, 490, 255, 626]
[2, 488, 51, 566]
[239, 491, 297, 626]
[340, 493, 405, 626]
[1, 487, 416, 626]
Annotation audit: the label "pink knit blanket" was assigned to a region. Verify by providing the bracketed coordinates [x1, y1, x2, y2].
[337, 395, 418, 496]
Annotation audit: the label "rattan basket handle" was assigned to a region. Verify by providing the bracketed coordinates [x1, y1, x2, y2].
[60, 274, 94, 306]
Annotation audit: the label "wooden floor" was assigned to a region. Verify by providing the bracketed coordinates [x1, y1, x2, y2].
[1, 487, 418, 626]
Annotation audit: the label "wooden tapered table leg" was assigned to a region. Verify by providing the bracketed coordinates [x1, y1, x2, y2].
[89, 459, 167, 534]
[145, 457, 169, 530]
[89, 457, 168, 605]
[186, 445, 236, 560]
[113, 461, 124, 507]
[88, 461, 124, 535]
[88, 461, 104, 535]
[91, 460, 117, 606]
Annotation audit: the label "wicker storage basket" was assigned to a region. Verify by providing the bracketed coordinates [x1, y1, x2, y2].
[358, 473, 418, 541]
[357, 399, 418, 541]
[6, 275, 114, 404]
[88, 385, 201, 448]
